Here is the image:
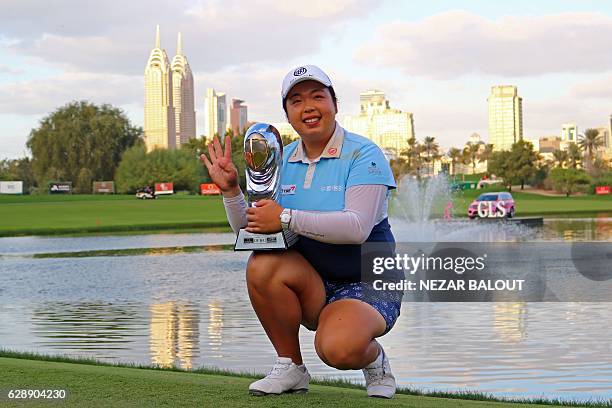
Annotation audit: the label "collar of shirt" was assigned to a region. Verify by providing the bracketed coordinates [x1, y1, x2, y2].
[288, 122, 344, 164]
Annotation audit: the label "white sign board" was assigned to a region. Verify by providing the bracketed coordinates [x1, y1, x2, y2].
[0, 181, 23, 194]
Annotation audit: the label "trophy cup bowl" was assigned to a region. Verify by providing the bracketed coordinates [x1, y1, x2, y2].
[234, 123, 298, 251]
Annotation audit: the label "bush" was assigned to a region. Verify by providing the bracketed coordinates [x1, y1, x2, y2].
[115, 146, 208, 194]
[548, 168, 591, 197]
[588, 172, 612, 194]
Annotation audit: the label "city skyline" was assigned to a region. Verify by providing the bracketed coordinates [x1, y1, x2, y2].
[171, 32, 196, 147]
[144, 26, 195, 152]
[143, 25, 175, 152]
[1, 1, 611, 159]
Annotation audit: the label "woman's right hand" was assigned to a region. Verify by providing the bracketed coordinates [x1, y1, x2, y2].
[200, 135, 240, 197]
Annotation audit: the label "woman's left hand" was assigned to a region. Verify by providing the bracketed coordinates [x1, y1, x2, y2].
[246, 199, 283, 233]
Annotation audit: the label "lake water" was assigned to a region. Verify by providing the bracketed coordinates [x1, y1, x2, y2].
[1, 218, 611, 401]
[1, 217, 611, 256]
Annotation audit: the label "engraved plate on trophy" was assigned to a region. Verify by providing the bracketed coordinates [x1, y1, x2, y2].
[235, 123, 298, 251]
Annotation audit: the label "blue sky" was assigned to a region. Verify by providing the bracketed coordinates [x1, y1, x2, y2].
[1, 0, 611, 159]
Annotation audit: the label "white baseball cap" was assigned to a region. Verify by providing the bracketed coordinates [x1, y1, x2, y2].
[281, 65, 333, 100]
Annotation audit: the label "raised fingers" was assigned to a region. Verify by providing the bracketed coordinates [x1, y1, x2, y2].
[224, 135, 232, 160]
[213, 136, 224, 160]
[200, 153, 212, 169]
[207, 142, 218, 164]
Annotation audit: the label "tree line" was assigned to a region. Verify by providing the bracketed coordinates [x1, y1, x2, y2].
[1, 101, 254, 194]
[2, 101, 610, 197]
[390, 131, 610, 196]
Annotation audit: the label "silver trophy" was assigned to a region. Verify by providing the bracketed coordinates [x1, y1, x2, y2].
[235, 123, 298, 251]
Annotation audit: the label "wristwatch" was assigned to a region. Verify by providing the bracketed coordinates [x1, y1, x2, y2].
[280, 208, 292, 230]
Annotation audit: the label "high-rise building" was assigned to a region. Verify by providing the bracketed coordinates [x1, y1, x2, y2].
[596, 127, 610, 158]
[607, 114, 612, 154]
[272, 122, 300, 142]
[488, 85, 523, 151]
[144, 25, 175, 152]
[230, 99, 248, 135]
[204, 89, 228, 138]
[343, 90, 415, 158]
[561, 123, 578, 143]
[170, 32, 196, 147]
[217, 93, 227, 137]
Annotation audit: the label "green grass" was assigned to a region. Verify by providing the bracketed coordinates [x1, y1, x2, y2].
[453, 188, 612, 218]
[1, 350, 608, 407]
[0, 194, 231, 237]
[1, 191, 610, 237]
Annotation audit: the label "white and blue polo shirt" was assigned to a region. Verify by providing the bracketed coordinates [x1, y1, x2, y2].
[279, 124, 397, 282]
[280, 124, 396, 211]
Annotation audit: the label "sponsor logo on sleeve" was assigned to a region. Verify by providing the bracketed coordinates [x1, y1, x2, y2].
[368, 161, 382, 175]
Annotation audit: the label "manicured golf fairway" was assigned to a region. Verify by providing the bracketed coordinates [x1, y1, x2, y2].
[0, 357, 579, 408]
[0, 194, 229, 236]
[0, 191, 610, 236]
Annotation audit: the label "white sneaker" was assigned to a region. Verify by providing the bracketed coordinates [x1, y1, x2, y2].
[249, 357, 310, 396]
[362, 346, 396, 398]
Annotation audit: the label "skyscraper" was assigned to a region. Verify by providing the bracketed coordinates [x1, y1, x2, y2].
[144, 25, 175, 152]
[171, 32, 196, 147]
[488, 85, 523, 151]
[608, 114, 612, 154]
[204, 89, 228, 138]
[343, 90, 414, 158]
[217, 93, 227, 137]
[230, 99, 248, 135]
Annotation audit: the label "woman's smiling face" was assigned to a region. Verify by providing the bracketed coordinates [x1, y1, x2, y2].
[285, 80, 337, 143]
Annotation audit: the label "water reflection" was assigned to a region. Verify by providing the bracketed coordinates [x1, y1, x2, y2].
[149, 302, 199, 369]
[540, 218, 612, 242]
[30, 302, 146, 358]
[492, 303, 527, 343]
[207, 300, 224, 357]
[2, 219, 612, 401]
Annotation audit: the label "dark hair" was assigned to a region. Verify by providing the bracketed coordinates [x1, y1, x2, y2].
[282, 86, 338, 116]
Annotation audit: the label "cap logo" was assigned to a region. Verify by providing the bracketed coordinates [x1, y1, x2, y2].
[293, 67, 307, 76]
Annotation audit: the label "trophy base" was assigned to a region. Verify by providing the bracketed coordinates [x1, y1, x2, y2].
[234, 229, 298, 251]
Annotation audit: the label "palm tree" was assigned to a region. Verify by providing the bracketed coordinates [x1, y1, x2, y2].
[463, 142, 481, 174]
[567, 143, 582, 169]
[400, 137, 424, 177]
[578, 128, 604, 172]
[422, 136, 440, 175]
[479, 143, 494, 172]
[448, 147, 463, 176]
[390, 157, 407, 183]
[552, 149, 568, 168]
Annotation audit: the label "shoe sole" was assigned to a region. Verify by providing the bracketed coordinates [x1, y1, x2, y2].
[249, 388, 308, 397]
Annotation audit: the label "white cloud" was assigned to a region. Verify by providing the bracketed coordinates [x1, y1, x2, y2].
[2, 0, 379, 74]
[0, 73, 142, 115]
[355, 11, 612, 78]
[0, 64, 24, 75]
[570, 75, 612, 99]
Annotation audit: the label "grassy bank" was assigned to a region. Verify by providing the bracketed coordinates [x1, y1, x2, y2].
[0, 194, 231, 237]
[0, 350, 607, 407]
[0, 191, 610, 237]
[453, 189, 611, 217]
